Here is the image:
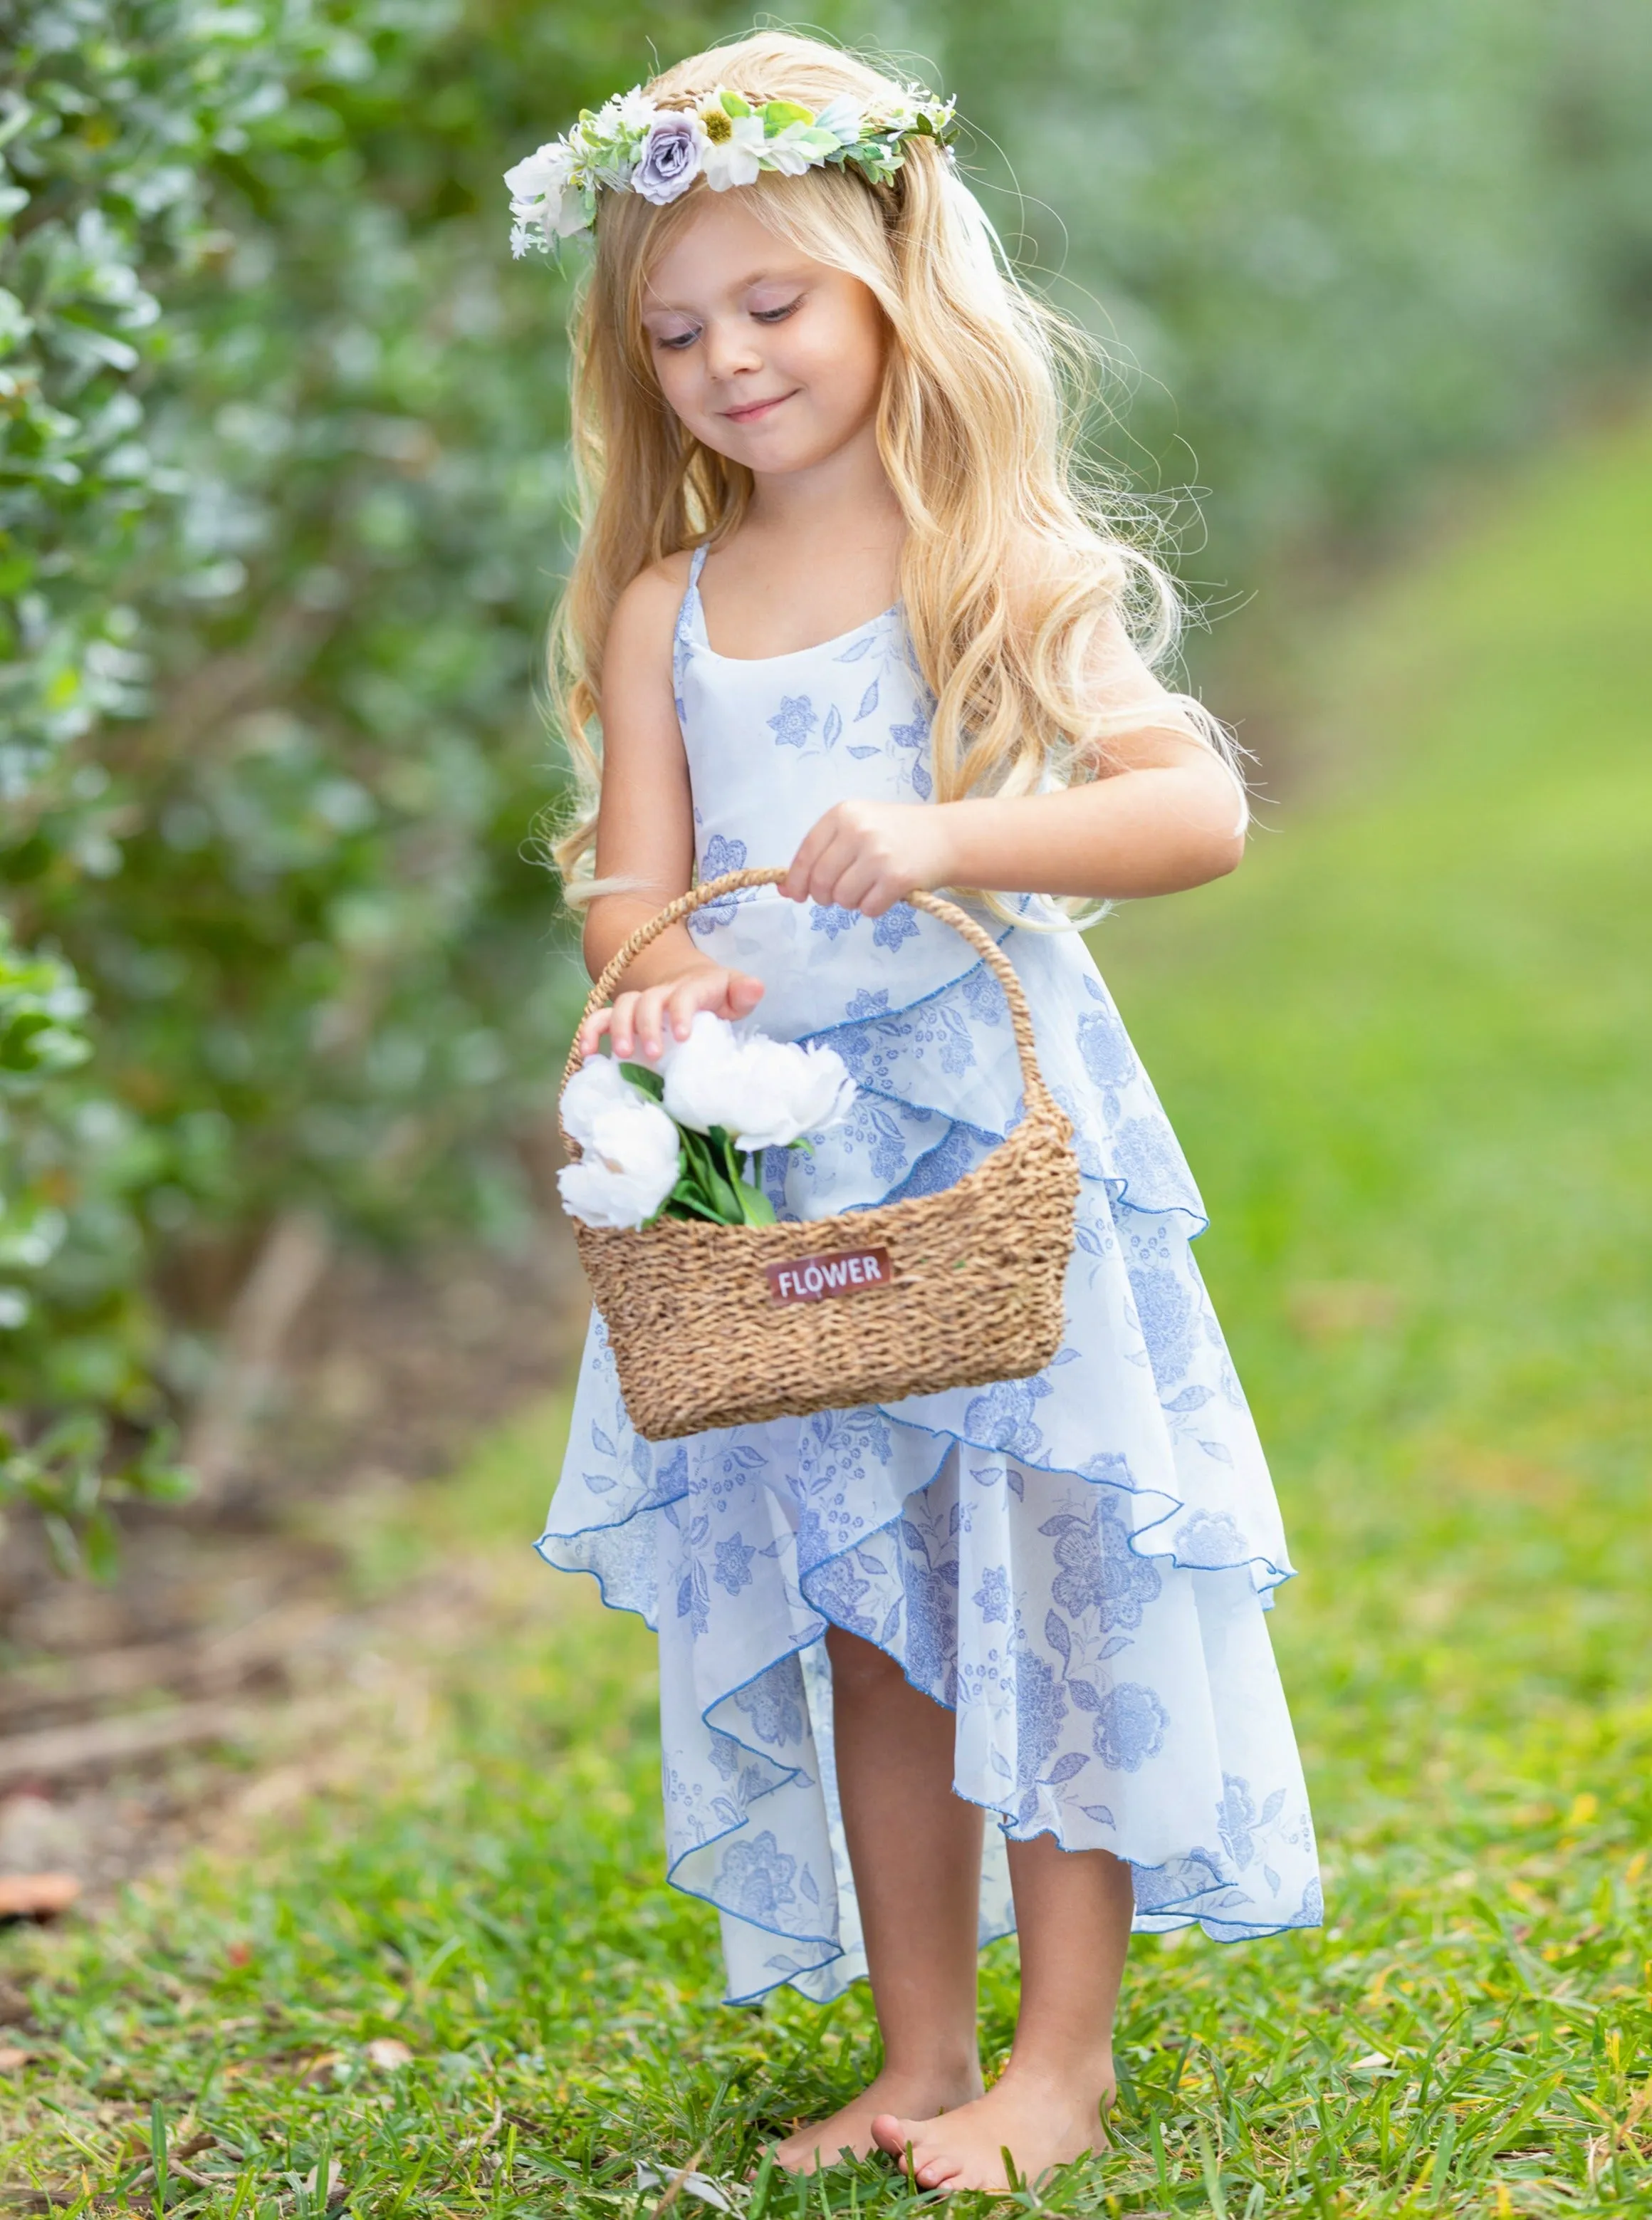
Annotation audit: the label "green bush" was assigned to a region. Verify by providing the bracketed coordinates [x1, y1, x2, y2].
[932, 0, 1652, 574]
[0, 0, 786, 1554]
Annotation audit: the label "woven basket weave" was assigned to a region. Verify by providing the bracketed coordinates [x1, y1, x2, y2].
[560, 867, 1079, 1442]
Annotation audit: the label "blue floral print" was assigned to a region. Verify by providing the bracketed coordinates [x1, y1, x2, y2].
[1042, 1494, 1163, 1630]
[691, 830, 751, 931]
[719, 1830, 798, 1921]
[872, 904, 920, 952]
[538, 541, 1319, 2005]
[714, 1532, 756, 1595]
[768, 695, 818, 749]
[1093, 1682, 1169, 1772]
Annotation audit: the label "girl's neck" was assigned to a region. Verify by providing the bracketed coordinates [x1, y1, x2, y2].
[700, 419, 905, 659]
[744, 417, 903, 551]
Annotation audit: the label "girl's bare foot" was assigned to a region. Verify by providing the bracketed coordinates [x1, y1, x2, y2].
[870, 2054, 1115, 2192]
[775, 2063, 986, 2176]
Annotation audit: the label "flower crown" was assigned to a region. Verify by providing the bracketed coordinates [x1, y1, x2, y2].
[505, 80, 958, 255]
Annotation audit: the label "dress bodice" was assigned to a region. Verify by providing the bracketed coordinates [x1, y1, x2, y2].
[674, 542, 935, 873]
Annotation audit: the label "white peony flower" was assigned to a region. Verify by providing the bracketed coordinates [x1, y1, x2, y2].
[558, 1094, 681, 1229]
[660, 1013, 856, 1151]
[729, 1035, 858, 1150]
[700, 110, 767, 191]
[561, 1053, 647, 1148]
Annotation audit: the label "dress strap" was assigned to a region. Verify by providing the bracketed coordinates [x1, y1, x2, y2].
[671, 542, 710, 673]
[674, 542, 710, 656]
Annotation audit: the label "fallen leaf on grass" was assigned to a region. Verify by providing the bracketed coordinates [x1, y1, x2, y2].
[0, 1873, 80, 1921]
[634, 2161, 736, 2211]
[303, 2158, 345, 2208]
[365, 2037, 412, 2068]
[0, 2044, 33, 2070]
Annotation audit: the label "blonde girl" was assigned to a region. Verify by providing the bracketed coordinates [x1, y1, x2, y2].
[525, 31, 1318, 2195]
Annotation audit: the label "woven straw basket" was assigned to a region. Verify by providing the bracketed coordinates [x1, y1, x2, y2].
[561, 866, 1079, 1442]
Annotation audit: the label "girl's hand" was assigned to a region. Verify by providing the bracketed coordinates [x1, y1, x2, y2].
[576, 963, 764, 1063]
[782, 800, 956, 918]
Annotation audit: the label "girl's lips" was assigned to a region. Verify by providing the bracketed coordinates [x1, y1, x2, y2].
[721, 390, 798, 424]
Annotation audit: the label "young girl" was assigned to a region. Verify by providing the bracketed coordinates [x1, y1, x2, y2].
[521, 33, 1318, 2194]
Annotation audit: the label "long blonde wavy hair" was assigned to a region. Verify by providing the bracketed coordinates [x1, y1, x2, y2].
[548, 31, 1231, 908]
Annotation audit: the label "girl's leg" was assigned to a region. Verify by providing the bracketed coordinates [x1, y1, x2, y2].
[871, 1834, 1134, 2192]
[774, 1626, 987, 2174]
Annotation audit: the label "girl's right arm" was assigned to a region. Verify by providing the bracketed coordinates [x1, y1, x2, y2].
[575, 558, 763, 1062]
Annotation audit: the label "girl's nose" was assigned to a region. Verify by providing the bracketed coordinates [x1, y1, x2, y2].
[702, 316, 763, 382]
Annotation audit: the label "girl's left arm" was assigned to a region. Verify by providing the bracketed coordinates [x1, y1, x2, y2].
[783, 726, 1246, 917]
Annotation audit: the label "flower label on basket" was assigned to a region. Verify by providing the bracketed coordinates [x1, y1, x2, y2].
[765, 1247, 894, 1306]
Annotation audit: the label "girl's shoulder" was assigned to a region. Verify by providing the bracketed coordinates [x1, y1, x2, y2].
[607, 549, 697, 662]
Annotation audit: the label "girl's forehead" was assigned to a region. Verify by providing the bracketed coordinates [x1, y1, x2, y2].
[643, 197, 815, 301]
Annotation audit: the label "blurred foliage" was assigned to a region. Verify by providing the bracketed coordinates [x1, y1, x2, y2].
[2, 0, 1651, 1560]
[0, 0, 805, 1551]
[927, 0, 1652, 579]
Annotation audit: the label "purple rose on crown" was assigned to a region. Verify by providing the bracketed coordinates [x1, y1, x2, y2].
[634, 114, 705, 204]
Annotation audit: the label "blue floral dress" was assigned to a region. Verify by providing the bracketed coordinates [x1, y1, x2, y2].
[538, 546, 1319, 2003]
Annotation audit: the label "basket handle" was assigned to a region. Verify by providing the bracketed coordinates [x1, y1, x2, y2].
[560, 867, 1052, 1113]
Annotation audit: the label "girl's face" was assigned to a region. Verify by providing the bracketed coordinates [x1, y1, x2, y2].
[639, 193, 886, 478]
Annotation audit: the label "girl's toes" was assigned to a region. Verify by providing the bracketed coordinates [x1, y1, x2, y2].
[869, 2113, 909, 2158]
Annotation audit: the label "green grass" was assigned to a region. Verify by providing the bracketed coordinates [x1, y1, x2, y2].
[5, 416, 1652, 2216]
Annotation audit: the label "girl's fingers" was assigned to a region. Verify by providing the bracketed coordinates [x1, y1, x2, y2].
[580, 969, 765, 1060]
[800, 836, 860, 910]
[578, 1004, 615, 1056]
[665, 976, 711, 1041]
[726, 969, 765, 1016]
[783, 828, 829, 902]
[831, 862, 887, 915]
[632, 987, 677, 1061]
[608, 991, 644, 1058]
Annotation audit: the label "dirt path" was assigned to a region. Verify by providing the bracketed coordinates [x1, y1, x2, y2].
[0, 1222, 588, 1906]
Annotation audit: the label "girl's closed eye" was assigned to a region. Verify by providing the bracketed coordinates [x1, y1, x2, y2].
[752, 296, 804, 325]
[652, 321, 701, 353]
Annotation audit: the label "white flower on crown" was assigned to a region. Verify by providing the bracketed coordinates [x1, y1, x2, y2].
[867, 88, 919, 135]
[504, 140, 589, 253]
[814, 95, 866, 148]
[762, 120, 832, 177]
[696, 94, 767, 192]
[595, 87, 657, 136]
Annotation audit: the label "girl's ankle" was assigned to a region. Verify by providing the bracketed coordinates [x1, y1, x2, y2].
[876, 2052, 984, 2102]
[996, 2042, 1114, 2094]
